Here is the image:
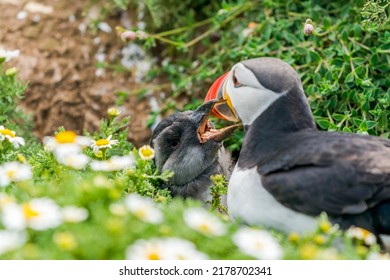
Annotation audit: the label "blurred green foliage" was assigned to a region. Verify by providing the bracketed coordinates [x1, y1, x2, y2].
[361, 0, 389, 30]
[0, 63, 32, 139]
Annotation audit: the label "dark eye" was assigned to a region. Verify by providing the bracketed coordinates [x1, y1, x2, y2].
[232, 70, 241, 87]
[170, 139, 180, 148]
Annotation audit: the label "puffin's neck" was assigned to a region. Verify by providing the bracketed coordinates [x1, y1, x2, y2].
[239, 89, 316, 167]
[248, 88, 316, 135]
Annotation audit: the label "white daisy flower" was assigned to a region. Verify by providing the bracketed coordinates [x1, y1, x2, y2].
[90, 135, 119, 155]
[0, 230, 26, 255]
[1, 198, 63, 231]
[56, 153, 90, 170]
[183, 208, 227, 236]
[164, 238, 209, 260]
[346, 226, 377, 246]
[90, 155, 135, 172]
[43, 130, 91, 154]
[52, 144, 83, 159]
[0, 49, 20, 62]
[0, 126, 25, 148]
[124, 193, 163, 224]
[62, 206, 89, 223]
[138, 145, 155, 160]
[232, 227, 283, 260]
[126, 237, 208, 260]
[0, 162, 32, 187]
[126, 238, 166, 260]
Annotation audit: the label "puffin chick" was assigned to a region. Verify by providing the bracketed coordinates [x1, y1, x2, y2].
[150, 100, 240, 202]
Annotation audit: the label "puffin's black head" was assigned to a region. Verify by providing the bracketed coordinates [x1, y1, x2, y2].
[205, 57, 313, 128]
[151, 100, 240, 186]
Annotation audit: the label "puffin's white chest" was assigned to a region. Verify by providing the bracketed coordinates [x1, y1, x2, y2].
[227, 166, 317, 234]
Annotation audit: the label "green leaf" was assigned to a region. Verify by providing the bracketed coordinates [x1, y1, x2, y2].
[366, 121, 377, 129]
[378, 42, 390, 52]
[342, 127, 352, 133]
[309, 51, 321, 63]
[360, 79, 372, 87]
[370, 54, 378, 65]
[317, 119, 331, 129]
[359, 121, 368, 131]
[331, 58, 344, 67]
[378, 111, 389, 130]
[345, 72, 355, 84]
[352, 57, 366, 65]
[352, 118, 363, 127]
[332, 113, 346, 122]
[355, 66, 366, 77]
[295, 46, 308, 56]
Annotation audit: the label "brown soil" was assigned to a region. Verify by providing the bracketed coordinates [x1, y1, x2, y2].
[0, 0, 153, 147]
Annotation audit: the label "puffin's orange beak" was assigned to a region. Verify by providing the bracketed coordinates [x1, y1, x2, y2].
[204, 72, 239, 122]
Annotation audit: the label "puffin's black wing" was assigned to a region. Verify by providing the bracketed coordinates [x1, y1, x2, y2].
[257, 131, 390, 216]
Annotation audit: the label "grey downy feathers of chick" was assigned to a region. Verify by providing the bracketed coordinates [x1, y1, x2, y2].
[150, 100, 240, 202]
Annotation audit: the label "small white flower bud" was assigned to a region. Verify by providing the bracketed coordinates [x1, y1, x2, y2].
[304, 19, 314, 36]
[120, 30, 137, 42]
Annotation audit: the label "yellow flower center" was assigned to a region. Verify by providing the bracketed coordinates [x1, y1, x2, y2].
[22, 203, 40, 219]
[314, 235, 326, 245]
[299, 244, 318, 260]
[360, 228, 372, 239]
[135, 209, 147, 219]
[6, 169, 17, 180]
[319, 221, 332, 233]
[288, 232, 300, 243]
[356, 245, 368, 256]
[96, 139, 110, 146]
[199, 223, 212, 234]
[54, 232, 77, 251]
[141, 149, 153, 157]
[139, 145, 155, 160]
[0, 128, 16, 138]
[55, 131, 77, 144]
[107, 107, 120, 117]
[147, 251, 161, 260]
[17, 154, 27, 163]
[254, 240, 264, 250]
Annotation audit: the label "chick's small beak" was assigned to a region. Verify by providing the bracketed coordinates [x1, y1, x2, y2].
[204, 72, 239, 122]
[192, 100, 241, 144]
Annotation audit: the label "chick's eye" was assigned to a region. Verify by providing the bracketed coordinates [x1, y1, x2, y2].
[232, 71, 241, 87]
[170, 139, 180, 148]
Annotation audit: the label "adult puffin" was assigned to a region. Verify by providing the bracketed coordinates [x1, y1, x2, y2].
[204, 57, 390, 242]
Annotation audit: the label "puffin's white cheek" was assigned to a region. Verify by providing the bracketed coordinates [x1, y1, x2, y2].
[229, 84, 284, 126]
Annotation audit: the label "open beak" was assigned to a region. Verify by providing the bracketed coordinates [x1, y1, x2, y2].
[204, 72, 240, 122]
[192, 99, 241, 144]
